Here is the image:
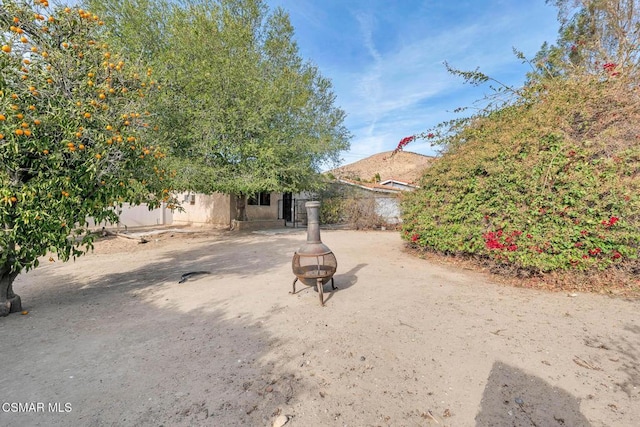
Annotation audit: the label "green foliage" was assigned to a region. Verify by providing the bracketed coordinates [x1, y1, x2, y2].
[402, 74, 640, 273]
[319, 197, 344, 225]
[86, 0, 350, 196]
[1, 0, 177, 275]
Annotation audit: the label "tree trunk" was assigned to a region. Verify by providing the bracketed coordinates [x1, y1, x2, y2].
[235, 194, 248, 221]
[0, 266, 21, 317]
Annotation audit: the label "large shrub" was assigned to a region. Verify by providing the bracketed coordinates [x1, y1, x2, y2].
[401, 74, 640, 273]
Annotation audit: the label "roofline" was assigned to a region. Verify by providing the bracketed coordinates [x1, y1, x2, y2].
[337, 179, 402, 193]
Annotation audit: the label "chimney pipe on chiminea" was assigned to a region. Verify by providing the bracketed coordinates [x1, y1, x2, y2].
[291, 201, 337, 306]
[305, 201, 322, 244]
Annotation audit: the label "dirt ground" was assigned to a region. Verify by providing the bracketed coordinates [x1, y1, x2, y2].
[1, 228, 639, 426]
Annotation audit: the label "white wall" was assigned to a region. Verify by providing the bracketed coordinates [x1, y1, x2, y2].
[88, 203, 172, 228]
[375, 197, 401, 224]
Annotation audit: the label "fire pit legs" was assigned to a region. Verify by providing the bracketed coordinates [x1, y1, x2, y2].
[316, 278, 324, 306]
[291, 276, 337, 306]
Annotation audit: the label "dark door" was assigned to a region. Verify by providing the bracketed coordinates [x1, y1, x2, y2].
[283, 192, 293, 222]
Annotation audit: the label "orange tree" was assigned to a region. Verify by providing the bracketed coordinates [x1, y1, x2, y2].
[0, 0, 177, 316]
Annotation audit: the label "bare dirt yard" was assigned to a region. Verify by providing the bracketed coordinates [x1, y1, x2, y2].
[1, 228, 639, 426]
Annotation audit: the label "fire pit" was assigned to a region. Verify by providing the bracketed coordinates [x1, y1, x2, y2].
[291, 201, 337, 306]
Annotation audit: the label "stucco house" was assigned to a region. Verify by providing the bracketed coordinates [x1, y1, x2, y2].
[171, 191, 285, 230]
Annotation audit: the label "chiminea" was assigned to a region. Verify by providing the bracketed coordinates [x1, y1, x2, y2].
[291, 201, 337, 306]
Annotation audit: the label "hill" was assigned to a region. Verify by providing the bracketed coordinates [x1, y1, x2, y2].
[328, 151, 434, 184]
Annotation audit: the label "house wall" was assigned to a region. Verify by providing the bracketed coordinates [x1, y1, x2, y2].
[375, 197, 401, 224]
[87, 203, 172, 229]
[172, 192, 233, 227]
[246, 191, 279, 220]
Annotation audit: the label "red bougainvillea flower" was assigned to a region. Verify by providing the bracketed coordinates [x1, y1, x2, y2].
[603, 62, 617, 71]
[612, 251, 622, 259]
[393, 135, 415, 154]
[483, 231, 504, 250]
[589, 248, 602, 256]
[411, 233, 419, 242]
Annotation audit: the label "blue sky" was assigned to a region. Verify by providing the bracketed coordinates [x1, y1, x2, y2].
[264, 0, 561, 166]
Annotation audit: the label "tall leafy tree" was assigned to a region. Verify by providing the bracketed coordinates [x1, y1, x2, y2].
[87, 0, 350, 216]
[532, 0, 640, 79]
[0, 0, 177, 316]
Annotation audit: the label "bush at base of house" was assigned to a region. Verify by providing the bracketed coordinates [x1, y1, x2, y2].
[401, 75, 640, 275]
[320, 196, 388, 230]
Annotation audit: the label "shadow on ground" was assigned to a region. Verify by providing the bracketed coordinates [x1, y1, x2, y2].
[18, 233, 296, 311]
[0, 234, 309, 426]
[475, 361, 591, 426]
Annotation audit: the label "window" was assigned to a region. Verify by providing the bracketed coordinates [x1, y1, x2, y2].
[248, 192, 271, 206]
